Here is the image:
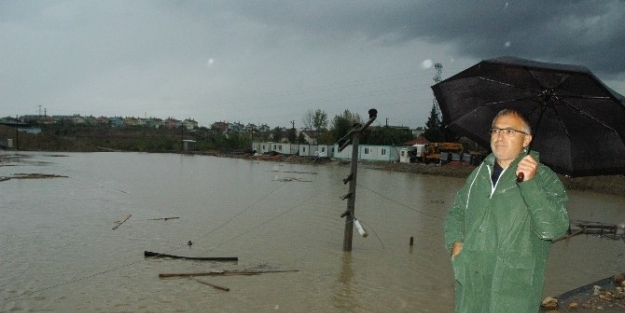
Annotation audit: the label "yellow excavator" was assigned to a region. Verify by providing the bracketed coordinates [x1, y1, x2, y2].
[423, 142, 464, 164]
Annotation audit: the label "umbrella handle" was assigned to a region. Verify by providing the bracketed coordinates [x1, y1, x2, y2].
[516, 172, 524, 182]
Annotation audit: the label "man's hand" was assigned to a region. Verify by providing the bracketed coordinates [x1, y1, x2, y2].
[451, 242, 463, 259]
[516, 154, 538, 182]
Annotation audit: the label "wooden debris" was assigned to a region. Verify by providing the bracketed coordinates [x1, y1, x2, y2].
[144, 251, 238, 262]
[554, 220, 623, 242]
[192, 278, 230, 291]
[112, 214, 132, 230]
[148, 217, 179, 221]
[272, 177, 312, 182]
[159, 269, 299, 278]
[12, 173, 68, 179]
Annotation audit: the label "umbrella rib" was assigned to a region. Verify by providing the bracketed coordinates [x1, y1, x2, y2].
[557, 98, 619, 132]
[479, 77, 518, 88]
[554, 94, 612, 101]
[485, 95, 535, 106]
[478, 77, 540, 106]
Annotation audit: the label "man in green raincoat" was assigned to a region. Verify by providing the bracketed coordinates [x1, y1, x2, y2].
[444, 109, 569, 313]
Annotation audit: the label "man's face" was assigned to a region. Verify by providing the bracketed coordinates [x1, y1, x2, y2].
[490, 114, 532, 167]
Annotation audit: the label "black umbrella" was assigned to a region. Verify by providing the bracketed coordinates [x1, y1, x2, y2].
[432, 56, 625, 177]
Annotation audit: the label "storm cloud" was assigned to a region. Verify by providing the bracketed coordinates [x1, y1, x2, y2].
[1, 0, 623, 129]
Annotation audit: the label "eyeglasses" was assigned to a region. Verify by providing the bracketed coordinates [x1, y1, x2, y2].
[490, 127, 529, 137]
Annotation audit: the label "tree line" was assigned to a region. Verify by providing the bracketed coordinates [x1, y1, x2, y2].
[1, 106, 455, 152]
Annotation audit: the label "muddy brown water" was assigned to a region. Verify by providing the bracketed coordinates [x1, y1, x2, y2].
[1, 152, 624, 312]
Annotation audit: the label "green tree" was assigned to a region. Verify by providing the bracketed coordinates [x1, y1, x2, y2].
[297, 132, 306, 144]
[329, 110, 362, 143]
[272, 126, 283, 142]
[363, 126, 413, 145]
[245, 123, 256, 141]
[423, 104, 445, 142]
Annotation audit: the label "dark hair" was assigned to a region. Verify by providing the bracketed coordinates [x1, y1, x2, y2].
[492, 109, 532, 134]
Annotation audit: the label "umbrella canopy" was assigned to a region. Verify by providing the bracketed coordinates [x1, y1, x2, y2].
[432, 56, 625, 177]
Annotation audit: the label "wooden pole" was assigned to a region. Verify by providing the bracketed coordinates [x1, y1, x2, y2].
[338, 109, 377, 252]
[343, 132, 360, 251]
[15, 115, 18, 150]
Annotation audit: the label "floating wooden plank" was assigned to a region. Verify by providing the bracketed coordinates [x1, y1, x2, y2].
[192, 278, 230, 291]
[159, 269, 299, 278]
[144, 251, 238, 262]
[112, 214, 132, 230]
[148, 217, 179, 221]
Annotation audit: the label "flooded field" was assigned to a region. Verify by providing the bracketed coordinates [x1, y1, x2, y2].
[1, 152, 625, 312]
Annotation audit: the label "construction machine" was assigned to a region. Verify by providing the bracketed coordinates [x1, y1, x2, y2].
[423, 142, 464, 164]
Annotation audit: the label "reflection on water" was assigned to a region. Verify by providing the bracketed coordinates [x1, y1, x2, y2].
[1, 152, 624, 312]
[333, 252, 358, 312]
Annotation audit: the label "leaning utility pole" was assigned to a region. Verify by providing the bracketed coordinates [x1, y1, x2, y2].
[337, 109, 377, 251]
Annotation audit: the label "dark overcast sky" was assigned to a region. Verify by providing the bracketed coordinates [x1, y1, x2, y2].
[1, 0, 624, 129]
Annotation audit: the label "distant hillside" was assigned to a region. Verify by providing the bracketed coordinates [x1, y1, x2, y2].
[0, 124, 252, 152]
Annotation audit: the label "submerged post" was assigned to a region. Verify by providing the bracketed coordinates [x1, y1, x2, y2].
[15, 115, 18, 150]
[338, 109, 377, 251]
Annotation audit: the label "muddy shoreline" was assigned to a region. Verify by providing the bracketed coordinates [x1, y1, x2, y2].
[268, 155, 625, 197]
[363, 161, 625, 197]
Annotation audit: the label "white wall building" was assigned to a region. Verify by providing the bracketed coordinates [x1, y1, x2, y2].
[332, 144, 400, 162]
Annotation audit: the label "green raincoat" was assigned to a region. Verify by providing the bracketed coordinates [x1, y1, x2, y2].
[444, 151, 569, 313]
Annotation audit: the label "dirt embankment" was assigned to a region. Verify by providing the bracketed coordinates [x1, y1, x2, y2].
[363, 161, 625, 196]
[254, 153, 623, 196]
[244, 154, 625, 196]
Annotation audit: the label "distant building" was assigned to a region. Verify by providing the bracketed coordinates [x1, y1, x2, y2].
[182, 139, 196, 151]
[145, 117, 163, 129]
[332, 144, 400, 162]
[182, 119, 198, 130]
[300, 130, 319, 144]
[211, 121, 229, 132]
[124, 117, 140, 126]
[72, 115, 88, 125]
[96, 116, 110, 126]
[164, 118, 181, 129]
[110, 117, 124, 127]
[228, 122, 245, 133]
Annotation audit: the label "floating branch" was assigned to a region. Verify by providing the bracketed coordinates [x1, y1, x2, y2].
[112, 214, 132, 230]
[144, 251, 238, 262]
[12, 173, 68, 179]
[272, 177, 312, 182]
[159, 269, 299, 278]
[148, 217, 180, 221]
[191, 278, 230, 291]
